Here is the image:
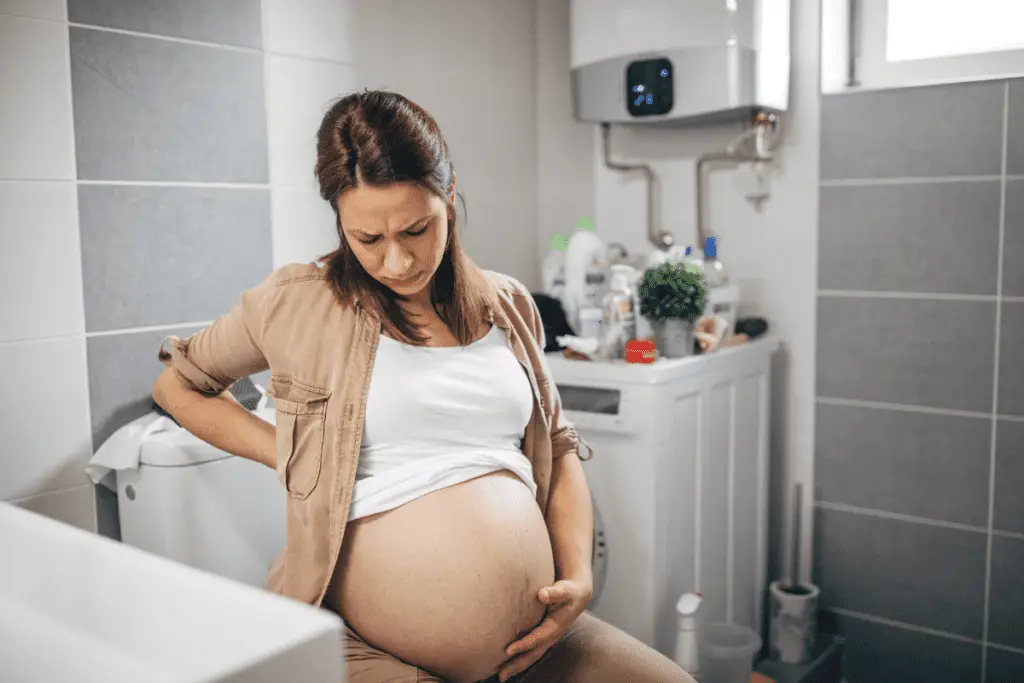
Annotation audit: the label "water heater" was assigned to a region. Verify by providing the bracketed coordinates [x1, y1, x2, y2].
[570, 0, 791, 125]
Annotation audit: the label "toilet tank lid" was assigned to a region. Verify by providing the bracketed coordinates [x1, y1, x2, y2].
[139, 409, 275, 467]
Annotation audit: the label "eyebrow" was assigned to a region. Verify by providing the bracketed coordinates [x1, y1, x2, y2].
[350, 213, 432, 239]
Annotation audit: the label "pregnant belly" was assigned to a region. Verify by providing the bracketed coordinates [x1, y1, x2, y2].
[328, 470, 556, 683]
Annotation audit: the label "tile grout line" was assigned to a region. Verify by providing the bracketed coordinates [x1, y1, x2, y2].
[260, 0, 279, 266]
[826, 607, 984, 646]
[816, 396, 990, 420]
[68, 22, 263, 55]
[8, 481, 96, 506]
[816, 396, 1024, 424]
[76, 180, 271, 189]
[993, 528, 1024, 541]
[818, 290, 999, 301]
[63, 0, 97, 535]
[815, 501, 989, 534]
[982, 80, 1010, 681]
[85, 322, 212, 338]
[820, 175, 1002, 187]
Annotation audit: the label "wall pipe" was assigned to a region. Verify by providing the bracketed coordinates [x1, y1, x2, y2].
[600, 122, 674, 250]
[694, 113, 778, 248]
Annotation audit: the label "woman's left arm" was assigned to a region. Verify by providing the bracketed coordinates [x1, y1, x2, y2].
[546, 451, 594, 593]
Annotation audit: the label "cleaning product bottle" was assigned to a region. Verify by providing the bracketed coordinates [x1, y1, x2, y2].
[600, 264, 637, 361]
[684, 245, 705, 272]
[542, 233, 569, 301]
[703, 236, 727, 287]
[674, 592, 702, 676]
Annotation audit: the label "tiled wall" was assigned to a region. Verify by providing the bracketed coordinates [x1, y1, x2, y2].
[815, 79, 1024, 682]
[2, 0, 543, 535]
[0, 0, 355, 533]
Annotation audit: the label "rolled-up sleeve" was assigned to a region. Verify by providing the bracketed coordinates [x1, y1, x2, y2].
[518, 284, 593, 462]
[158, 272, 278, 395]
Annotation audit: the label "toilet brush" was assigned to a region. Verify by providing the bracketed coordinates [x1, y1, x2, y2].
[768, 482, 820, 664]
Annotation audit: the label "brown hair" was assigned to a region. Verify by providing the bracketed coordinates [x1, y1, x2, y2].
[315, 90, 492, 345]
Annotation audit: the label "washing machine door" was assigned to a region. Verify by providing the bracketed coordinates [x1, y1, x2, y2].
[590, 497, 608, 608]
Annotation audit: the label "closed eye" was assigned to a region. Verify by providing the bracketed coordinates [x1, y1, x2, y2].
[355, 221, 428, 246]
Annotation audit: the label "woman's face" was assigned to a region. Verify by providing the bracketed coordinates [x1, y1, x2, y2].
[336, 182, 450, 300]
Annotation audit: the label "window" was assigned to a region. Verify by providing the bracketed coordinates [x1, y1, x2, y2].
[822, 0, 1024, 92]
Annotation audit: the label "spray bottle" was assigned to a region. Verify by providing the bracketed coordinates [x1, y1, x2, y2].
[674, 592, 702, 676]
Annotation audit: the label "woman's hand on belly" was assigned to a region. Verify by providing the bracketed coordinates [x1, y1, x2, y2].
[331, 471, 556, 683]
[497, 577, 593, 682]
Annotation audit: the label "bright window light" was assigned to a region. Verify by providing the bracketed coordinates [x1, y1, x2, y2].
[886, 0, 1024, 62]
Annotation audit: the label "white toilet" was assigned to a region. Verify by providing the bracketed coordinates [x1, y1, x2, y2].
[115, 408, 285, 588]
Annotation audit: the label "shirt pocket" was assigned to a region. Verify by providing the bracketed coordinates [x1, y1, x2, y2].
[268, 377, 331, 499]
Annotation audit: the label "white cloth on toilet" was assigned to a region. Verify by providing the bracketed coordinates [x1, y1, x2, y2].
[86, 413, 178, 491]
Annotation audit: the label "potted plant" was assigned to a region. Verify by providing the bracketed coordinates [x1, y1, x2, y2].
[638, 261, 708, 358]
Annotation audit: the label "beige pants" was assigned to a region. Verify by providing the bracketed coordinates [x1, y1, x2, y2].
[344, 611, 695, 683]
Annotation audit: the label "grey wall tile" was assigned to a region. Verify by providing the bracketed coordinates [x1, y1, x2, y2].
[87, 326, 202, 448]
[1008, 80, 1024, 176]
[989, 535, 1024, 648]
[821, 83, 1005, 180]
[994, 420, 1024, 535]
[1003, 180, 1024, 298]
[987, 647, 1024, 683]
[813, 508, 986, 637]
[820, 611, 982, 683]
[817, 297, 996, 412]
[70, 27, 268, 182]
[815, 402, 991, 526]
[819, 182, 1000, 294]
[999, 303, 1024, 417]
[78, 185, 272, 332]
[68, 0, 261, 49]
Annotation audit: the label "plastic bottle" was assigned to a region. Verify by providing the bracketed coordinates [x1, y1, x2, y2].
[600, 265, 637, 361]
[684, 245, 705, 272]
[703, 236, 727, 287]
[674, 592, 702, 676]
[542, 233, 569, 300]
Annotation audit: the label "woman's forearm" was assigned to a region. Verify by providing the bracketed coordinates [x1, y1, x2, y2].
[152, 368, 277, 469]
[545, 451, 595, 588]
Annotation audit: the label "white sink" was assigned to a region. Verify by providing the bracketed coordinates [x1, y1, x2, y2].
[0, 502, 345, 683]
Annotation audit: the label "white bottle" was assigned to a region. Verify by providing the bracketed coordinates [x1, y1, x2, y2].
[702, 236, 727, 288]
[674, 593, 702, 676]
[600, 265, 637, 361]
[542, 234, 569, 300]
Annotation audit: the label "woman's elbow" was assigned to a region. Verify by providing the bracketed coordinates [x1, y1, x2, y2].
[152, 367, 187, 411]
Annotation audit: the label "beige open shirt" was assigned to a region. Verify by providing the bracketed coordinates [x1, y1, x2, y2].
[158, 262, 592, 607]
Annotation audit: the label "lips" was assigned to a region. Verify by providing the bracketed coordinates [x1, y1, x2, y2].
[384, 273, 420, 288]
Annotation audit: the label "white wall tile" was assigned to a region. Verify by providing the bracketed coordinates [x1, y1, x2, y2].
[0, 15, 75, 180]
[271, 185, 338, 268]
[0, 0, 66, 21]
[265, 54, 355, 187]
[0, 337, 93, 500]
[14, 485, 97, 533]
[0, 182, 85, 342]
[263, 0, 353, 63]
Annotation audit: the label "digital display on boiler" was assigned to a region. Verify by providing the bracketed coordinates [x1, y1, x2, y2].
[625, 57, 674, 117]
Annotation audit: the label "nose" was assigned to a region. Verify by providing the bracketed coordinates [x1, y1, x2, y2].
[382, 241, 415, 278]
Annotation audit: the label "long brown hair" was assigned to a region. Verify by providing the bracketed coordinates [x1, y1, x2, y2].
[315, 90, 492, 345]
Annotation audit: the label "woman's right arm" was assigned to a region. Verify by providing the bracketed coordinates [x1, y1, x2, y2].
[153, 272, 280, 470]
[153, 370, 276, 469]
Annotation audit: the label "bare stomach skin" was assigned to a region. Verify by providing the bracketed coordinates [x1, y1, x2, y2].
[327, 470, 556, 683]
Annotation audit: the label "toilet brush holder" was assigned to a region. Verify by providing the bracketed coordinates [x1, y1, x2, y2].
[769, 580, 820, 664]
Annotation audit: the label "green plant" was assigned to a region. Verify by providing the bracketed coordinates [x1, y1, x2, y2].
[638, 261, 708, 324]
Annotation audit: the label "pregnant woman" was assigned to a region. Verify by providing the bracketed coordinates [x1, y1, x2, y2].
[153, 91, 691, 683]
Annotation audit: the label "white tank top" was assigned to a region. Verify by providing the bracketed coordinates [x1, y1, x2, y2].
[348, 325, 537, 521]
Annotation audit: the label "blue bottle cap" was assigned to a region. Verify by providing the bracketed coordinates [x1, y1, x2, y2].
[704, 236, 717, 258]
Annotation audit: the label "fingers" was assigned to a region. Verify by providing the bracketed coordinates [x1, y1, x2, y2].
[499, 646, 546, 682]
[538, 582, 571, 604]
[506, 618, 559, 658]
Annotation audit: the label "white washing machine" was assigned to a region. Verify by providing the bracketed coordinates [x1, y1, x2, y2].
[548, 337, 777, 658]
